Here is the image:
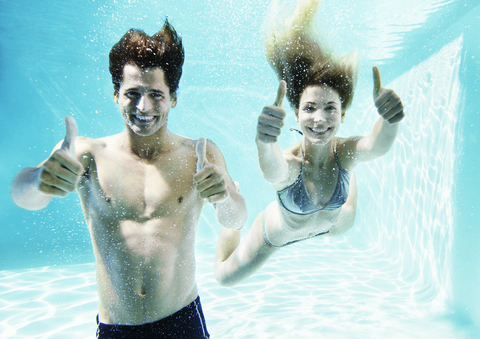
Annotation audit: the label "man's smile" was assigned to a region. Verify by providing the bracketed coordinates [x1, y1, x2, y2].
[133, 114, 157, 123]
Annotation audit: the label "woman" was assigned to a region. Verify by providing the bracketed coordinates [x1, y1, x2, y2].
[215, 0, 404, 286]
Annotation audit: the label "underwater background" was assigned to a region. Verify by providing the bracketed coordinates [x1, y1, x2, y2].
[1, 0, 479, 337]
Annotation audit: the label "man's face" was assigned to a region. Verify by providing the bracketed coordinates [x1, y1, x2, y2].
[116, 64, 177, 136]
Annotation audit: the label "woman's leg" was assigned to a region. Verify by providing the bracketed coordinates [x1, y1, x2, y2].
[215, 207, 280, 287]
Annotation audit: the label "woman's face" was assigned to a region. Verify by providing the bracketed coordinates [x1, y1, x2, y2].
[296, 85, 344, 145]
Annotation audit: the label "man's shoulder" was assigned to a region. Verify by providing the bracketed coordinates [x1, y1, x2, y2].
[76, 135, 111, 153]
[177, 135, 196, 148]
[169, 134, 227, 165]
[171, 134, 223, 155]
[75, 133, 123, 166]
[166, 133, 193, 155]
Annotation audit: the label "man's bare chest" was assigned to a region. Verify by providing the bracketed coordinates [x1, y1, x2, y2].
[79, 150, 200, 219]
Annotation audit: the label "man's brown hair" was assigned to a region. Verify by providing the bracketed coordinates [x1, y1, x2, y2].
[109, 20, 184, 95]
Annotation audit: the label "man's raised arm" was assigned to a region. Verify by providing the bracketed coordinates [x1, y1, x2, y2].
[11, 116, 84, 210]
[193, 138, 247, 230]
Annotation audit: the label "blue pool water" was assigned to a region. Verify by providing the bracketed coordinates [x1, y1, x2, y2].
[1, 0, 479, 338]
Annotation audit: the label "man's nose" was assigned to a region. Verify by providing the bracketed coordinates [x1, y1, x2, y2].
[137, 95, 153, 112]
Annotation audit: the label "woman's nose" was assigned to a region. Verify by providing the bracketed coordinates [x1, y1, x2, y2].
[313, 111, 326, 123]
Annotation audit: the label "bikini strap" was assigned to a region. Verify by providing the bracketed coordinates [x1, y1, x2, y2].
[300, 144, 305, 171]
[333, 140, 346, 172]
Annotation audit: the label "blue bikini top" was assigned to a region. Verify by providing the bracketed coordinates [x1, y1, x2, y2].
[276, 145, 350, 215]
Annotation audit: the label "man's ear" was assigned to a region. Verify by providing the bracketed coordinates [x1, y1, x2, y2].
[113, 91, 119, 104]
[341, 109, 346, 122]
[171, 92, 177, 108]
[294, 108, 299, 122]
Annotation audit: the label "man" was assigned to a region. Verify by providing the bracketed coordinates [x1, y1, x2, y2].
[10, 21, 247, 338]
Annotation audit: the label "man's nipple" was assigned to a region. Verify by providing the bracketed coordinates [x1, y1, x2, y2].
[137, 286, 146, 297]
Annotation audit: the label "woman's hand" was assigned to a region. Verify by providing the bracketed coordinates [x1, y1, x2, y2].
[373, 66, 405, 124]
[256, 80, 287, 143]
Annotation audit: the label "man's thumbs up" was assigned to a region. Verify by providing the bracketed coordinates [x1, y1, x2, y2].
[196, 137, 207, 173]
[37, 116, 83, 197]
[61, 116, 78, 158]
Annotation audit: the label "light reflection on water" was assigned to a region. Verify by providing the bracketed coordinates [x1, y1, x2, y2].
[0, 15, 477, 339]
[0, 264, 97, 339]
[198, 243, 466, 339]
[0, 244, 473, 339]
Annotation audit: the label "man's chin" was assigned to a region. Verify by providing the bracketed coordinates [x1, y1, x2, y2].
[124, 116, 166, 137]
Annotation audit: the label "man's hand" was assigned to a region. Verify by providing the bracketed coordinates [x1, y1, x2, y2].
[37, 116, 84, 197]
[194, 138, 229, 204]
[256, 80, 287, 143]
[373, 66, 405, 124]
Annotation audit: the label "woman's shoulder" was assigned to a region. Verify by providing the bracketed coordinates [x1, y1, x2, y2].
[283, 142, 302, 162]
[333, 136, 352, 148]
[274, 142, 302, 191]
[334, 136, 358, 171]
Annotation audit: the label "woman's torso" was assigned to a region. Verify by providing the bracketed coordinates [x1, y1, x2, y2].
[265, 138, 351, 246]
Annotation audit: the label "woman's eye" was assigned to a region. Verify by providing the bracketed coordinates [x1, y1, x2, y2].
[326, 106, 337, 112]
[304, 105, 314, 112]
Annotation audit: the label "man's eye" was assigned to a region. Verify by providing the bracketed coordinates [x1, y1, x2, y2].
[151, 92, 163, 99]
[304, 105, 314, 112]
[326, 106, 337, 112]
[125, 92, 140, 100]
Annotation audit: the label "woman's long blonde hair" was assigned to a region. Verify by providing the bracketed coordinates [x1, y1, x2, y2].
[264, 0, 359, 110]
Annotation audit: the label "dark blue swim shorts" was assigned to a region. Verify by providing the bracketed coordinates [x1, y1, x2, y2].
[96, 296, 210, 339]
